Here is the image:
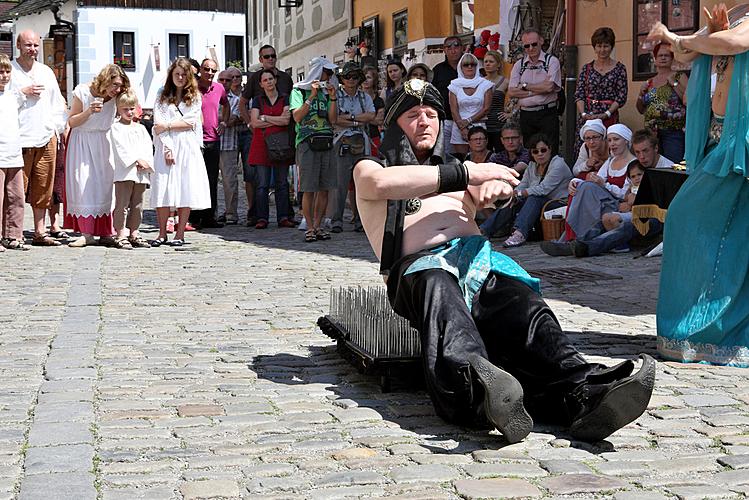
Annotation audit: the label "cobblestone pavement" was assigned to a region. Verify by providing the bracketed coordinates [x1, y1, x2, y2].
[1, 204, 748, 500]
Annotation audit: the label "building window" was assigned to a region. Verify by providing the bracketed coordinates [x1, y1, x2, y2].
[452, 0, 474, 34]
[285, 67, 293, 77]
[225, 35, 244, 69]
[633, 0, 698, 79]
[393, 10, 408, 51]
[297, 70, 305, 82]
[263, 0, 269, 34]
[113, 31, 135, 70]
[0, 32, 13, 58]
[168, 33, 190, 62]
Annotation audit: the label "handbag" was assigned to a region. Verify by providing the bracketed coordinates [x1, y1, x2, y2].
[260, 97, 294, 163]
[263, 129, 295, 163]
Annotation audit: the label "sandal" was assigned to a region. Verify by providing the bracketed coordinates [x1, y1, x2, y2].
[128, 236, 151, 248]
[32, 234, 62, 246]
[304, 229, 317, 243]
[5, 239, 30, 251]
[49, 230, 70, 239]
[315, 228, 331, 241]
[113, 238, 133, 250]
[150, 237, 168, 247]
[170, 238, 184, 247]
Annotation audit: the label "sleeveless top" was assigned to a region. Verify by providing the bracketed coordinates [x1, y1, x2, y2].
[486, 77, 506, 133]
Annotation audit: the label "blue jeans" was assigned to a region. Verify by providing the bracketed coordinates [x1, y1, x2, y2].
[578, 218, 663, 256]
[238, 130, 256, 218]
[658, 129, 685, 163]
[513, 195, 562, 237]
[255, 165, 291, 223]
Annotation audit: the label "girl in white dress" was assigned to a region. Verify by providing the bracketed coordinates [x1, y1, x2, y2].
[150, 57, 210, 246]
[66, 64, 129, 247]
[448, 53, 495, 156]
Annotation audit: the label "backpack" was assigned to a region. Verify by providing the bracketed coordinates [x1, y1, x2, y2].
[518, 53, 566, 116]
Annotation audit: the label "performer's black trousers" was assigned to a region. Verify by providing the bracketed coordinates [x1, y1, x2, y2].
[387, 252, 602, 426]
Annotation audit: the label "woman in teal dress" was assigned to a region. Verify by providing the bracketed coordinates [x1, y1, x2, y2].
[647, 5, 749, 367]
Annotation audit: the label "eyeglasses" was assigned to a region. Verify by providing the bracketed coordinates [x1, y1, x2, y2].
[444, 41, 461, 48]
[583, 135, 603, 142]
[341, 74, 359, 80]
[217, 78, 230, 82]
[462, 63, 477, 68]
[523, 42, 539, 49]
[232, 75, 242, 79]
[201, 67, 217, 73]
[501, 135, 521, 141]
[261, 54, 277, 60]
[531, 147, 549, 155]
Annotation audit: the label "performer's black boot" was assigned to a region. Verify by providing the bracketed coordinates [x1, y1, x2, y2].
[468, 354, 533, 443]
[565, 354, 656, 441]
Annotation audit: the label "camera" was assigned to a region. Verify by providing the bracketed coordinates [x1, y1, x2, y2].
[339, 144, 351, 156]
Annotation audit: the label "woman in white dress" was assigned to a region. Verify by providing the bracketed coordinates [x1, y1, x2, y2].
[448, 53, 495, 156]
[150, 57, 210, 247]
[65, 64, 129, 247]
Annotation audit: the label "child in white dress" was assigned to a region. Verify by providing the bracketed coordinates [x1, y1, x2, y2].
[110, 90, 153, 249]
[65, 64, 130, 247]
[150, 58, 210, 247]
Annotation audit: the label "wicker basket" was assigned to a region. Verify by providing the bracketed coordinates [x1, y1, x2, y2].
[540, 199, 566, 241]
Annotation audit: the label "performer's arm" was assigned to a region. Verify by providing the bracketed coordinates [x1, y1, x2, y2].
[677, 20, 749, 56]
[354, 159, 519, 201]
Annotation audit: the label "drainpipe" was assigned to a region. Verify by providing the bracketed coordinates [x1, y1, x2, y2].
[563, 0, 577, 164]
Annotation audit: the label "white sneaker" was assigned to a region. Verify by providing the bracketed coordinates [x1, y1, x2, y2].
[298, 217, 307, 231]
[503, 229, 526, 248]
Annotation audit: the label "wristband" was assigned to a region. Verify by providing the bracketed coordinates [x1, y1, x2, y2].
[604, 110, 612, 118]
[437, 162, 469, 193]
[305, 99, 312, 106]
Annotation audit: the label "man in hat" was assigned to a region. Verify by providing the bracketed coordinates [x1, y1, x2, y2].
[329, 62, 376, 233]
[353, 79, 655, 443]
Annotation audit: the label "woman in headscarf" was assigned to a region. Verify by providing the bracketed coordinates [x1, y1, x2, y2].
[572, 118, 609, 179]
[562, 123, 635, 242]
[447, 53, 495, 156]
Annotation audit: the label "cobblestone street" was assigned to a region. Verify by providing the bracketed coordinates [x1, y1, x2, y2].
[1, 207, 748, 500]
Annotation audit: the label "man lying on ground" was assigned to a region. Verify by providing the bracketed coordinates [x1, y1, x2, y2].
[352, 79, 655, 443]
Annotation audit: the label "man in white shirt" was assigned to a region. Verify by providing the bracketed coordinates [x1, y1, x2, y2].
[10, 30, 67, 246]
[632, 128, 674, 169]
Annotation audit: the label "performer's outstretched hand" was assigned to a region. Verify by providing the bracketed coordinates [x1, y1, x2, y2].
[705, 3, 729, 33]
[464, 160, 520, 187]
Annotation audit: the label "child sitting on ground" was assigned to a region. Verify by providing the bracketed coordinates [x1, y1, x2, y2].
[0, 54, 28, 251]
[110, 90, 153, 249]
[601, 160, 645, 231]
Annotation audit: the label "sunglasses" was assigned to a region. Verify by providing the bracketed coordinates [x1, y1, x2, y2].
[261, 54, 277, 60]
[341, 74, 360, 80]
[201, 67, 217, 73]
[462, 63, 477, 68]
[523, 42, 539, 49]
[531, 147, 549, 155]
[445, 41, 461, 48]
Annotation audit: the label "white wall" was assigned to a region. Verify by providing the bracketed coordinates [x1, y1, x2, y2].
[10, 0, 76, 102]
[77, 7, 245, 108]
[247, 0, 351, 82]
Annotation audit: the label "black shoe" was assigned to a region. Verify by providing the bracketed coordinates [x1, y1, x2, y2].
[571, 240, 589, 258]
[540, 240, 573, 257]
[567, 354, 656, 442]
[468, 354, 533, 444]
[200, 218, 224, 229]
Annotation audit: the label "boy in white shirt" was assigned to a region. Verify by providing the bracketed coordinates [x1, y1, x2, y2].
[0, 54, 28, 251]
[110, 90, 153, 249]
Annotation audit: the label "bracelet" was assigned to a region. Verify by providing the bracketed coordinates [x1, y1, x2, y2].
[437, 162, 469, 193]
[604, 110, 612, 118]
[305, 99, 313, 106]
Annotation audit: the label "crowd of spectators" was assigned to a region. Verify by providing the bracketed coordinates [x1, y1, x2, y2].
[0, 26, 685, 256]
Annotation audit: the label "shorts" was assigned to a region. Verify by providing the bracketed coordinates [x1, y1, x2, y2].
[22, 135, 57, 209]
[296, 139, 336, 193]
[450, 121, 485, 146]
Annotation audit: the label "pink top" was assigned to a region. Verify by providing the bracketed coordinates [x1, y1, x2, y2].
[509, 51, 561, 109]
[200, 82, 229, 143]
